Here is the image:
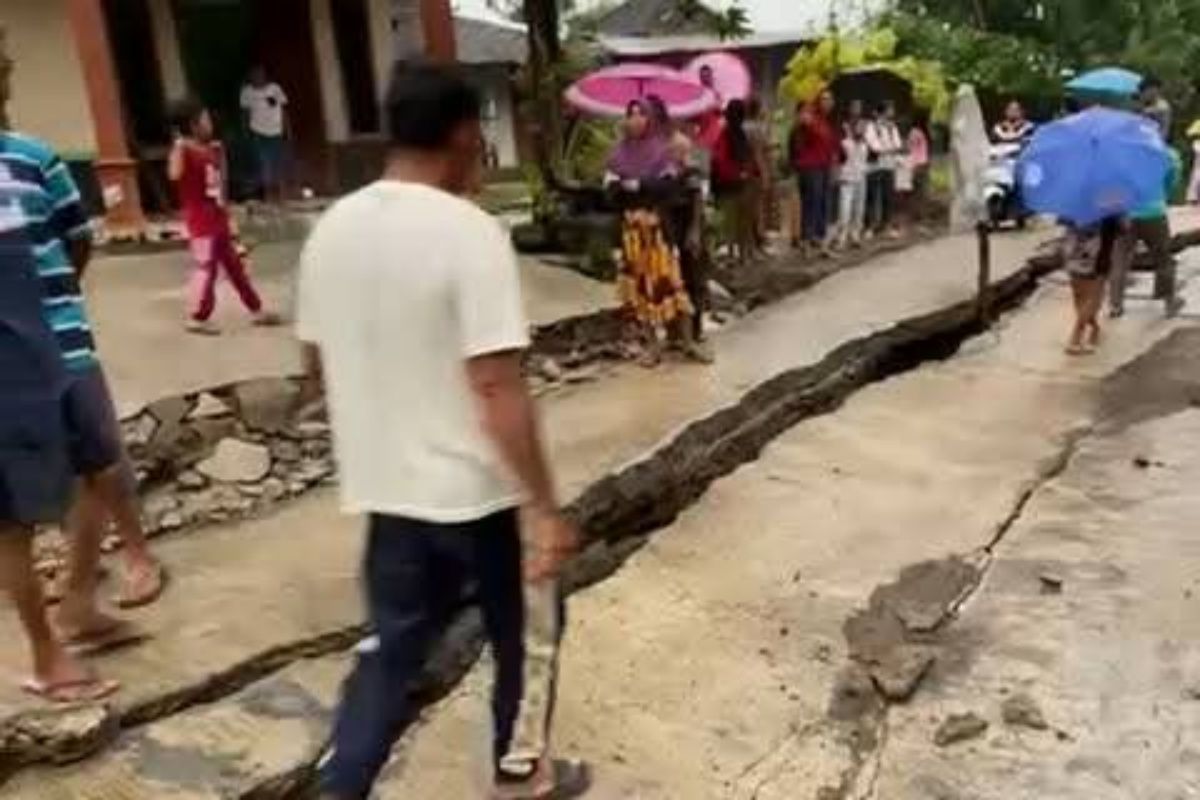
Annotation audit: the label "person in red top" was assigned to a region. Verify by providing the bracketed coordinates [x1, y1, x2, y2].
[711, 99, 759, 266]
[168, 99, 279, 335]
[789, 89, 840, 256]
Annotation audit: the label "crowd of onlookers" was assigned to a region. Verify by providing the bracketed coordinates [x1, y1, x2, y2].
[601, 88, 934, 366]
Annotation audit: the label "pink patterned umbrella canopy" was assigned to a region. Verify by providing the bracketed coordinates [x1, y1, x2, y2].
[684, 51, 753, 104]
[565, 62, 719, 119]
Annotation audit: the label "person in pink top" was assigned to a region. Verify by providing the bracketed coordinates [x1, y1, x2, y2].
[895, 114, 931, 232]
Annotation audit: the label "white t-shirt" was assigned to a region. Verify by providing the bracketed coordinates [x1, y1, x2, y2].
[240, 83, 288, 137]
[296, 182, 531, 523]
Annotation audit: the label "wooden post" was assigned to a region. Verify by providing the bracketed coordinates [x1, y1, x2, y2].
[66, 0, 146, 237]
[976, 221, 992, 323]
[419, 0, 457, 62]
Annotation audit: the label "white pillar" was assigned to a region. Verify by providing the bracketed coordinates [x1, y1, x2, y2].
[310, 0, 350, 142]
[147, 0, 187, 101]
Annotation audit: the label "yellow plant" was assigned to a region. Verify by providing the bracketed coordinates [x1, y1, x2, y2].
[780, 28, 951, 122]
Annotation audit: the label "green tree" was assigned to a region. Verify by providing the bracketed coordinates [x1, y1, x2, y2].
[888, 0, 1200, 122]
[674, 0, 753, 39]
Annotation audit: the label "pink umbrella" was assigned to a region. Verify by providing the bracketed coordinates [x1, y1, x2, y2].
[564, 62, 719, 119]
[684, 51, 753, 104]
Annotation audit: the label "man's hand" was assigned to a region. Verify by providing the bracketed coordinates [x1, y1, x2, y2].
[524, 506, 582, 583]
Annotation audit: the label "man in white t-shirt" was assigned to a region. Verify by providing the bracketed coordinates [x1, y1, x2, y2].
[239, 65, 289, 202]
[297, 64, 587, 800]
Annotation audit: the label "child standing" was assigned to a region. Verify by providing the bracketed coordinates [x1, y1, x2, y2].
[168, 99, 279, 336]
[1064, 217, 1121, 355]
[837, 119, 870, 249]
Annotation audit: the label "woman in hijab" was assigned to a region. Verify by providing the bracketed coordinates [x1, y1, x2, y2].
[606, 100, 706, 365]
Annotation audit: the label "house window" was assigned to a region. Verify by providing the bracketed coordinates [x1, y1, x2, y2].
[330, 0, 381, 134]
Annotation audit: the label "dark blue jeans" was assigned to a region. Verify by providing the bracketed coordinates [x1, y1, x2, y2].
[798, 168, 832, 245]
[866, 170, 895, 233]
[319, 510, 564, 799]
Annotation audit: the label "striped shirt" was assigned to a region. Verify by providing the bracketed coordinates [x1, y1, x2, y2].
[0, 132, 96, 372]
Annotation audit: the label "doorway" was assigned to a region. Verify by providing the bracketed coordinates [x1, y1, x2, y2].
[171, 0, 329, 197]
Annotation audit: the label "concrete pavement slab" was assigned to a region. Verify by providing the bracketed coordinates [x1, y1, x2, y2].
[6, 235, 1196, 796]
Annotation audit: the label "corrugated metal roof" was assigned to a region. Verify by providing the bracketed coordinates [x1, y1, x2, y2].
[593, 0, 724, 37]
[455, 15, 528, 65]
[598, 30, 808, 56]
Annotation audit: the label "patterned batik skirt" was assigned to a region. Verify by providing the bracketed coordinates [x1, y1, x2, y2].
[616, 207, 693, 326]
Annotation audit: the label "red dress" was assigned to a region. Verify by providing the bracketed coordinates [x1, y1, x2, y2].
[177, 142, 231, 239]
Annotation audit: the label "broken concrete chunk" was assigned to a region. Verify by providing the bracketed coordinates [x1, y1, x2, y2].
[564, 365, 603, 385]
[1001, 693, 1048, 730]
[1039, 572, 1064, 595]
[176, 470, 208, 491]
[536, 357, 564, 382]
[262, 478, 288, 502]
[146, 395, 193, 428]
[934, 712, 989, 747]
[238, 483, 265, 499]
[870, 645, 937, 702]
[0, 705, 117, 767]
[188, 393, 231, 420]
[197, 439, 272, 484]
[296, 420, 331, 439]
[233, 377, 300, 433]
[271, 440, 302, 464]
[143, 494, 181, 519]
[121, 412, 159, 448]
[828, 664, 882, 722]
[158, 511, 185, 531]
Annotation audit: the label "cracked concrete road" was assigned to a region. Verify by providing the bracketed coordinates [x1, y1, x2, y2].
[0, 227, 1050, 796]
[0, 229, 1049, 727]
[870, 329, 1200, 800]
[364, 254, 1200, 799]
[4, 219, 1199, 798]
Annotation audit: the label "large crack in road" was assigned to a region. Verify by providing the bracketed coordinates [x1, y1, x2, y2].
[5, 228, 1197, 798]
[229, 252, 1063, 799]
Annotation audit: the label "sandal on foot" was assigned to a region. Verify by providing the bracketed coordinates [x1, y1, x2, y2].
[114, 561, 169, 609]
[492, 759, 592, 800]
[59, 618, 149, 657]
[21, 675, 120, 704]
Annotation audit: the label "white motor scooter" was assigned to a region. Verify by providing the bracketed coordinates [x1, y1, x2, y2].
[984, 141, 1031, 229]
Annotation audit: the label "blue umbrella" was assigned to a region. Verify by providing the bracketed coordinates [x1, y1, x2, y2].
[1065, 67, 1142, 97]
[1018, 108, 1170, 226]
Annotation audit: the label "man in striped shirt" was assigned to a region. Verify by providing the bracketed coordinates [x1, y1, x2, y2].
[0, 36, 163, 699]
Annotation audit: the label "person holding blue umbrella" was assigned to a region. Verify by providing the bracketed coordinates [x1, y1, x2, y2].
[1019, 107, 1173, 352]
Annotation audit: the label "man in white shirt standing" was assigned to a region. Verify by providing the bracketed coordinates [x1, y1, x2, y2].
[239, 65, 289, 203]
[297, 64, 588, 800]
